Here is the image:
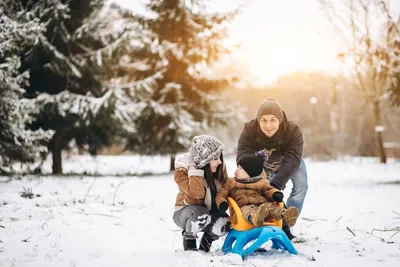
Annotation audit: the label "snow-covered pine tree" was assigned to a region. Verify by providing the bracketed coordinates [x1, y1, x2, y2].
[0, 13, 53, 174]
[127, 0, 242, 164]
[1, 0, 154, 173]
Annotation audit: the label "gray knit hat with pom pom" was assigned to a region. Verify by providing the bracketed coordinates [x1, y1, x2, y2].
[188, 135, 224, 168]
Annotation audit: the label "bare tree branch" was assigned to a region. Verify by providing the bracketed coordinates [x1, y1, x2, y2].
[378, 0, 400, 34]
[81, 176, 97, 204]
[347, 226, 356, 236]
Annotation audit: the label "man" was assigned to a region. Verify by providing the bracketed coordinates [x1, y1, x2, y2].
[236, 97, 308, 239]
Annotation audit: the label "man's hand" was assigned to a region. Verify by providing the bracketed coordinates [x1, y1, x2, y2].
[256, 149, 269, 167]
[256, 149, 269, 159]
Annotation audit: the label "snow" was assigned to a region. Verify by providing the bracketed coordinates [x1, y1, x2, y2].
[1, 156, 399, 267]
[41, 154, 171, 175]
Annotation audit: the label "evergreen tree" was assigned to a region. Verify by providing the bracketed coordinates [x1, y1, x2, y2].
[1, 0, 151, 173]
[128, 0, 242, 161]
[0, 13, 53, 174]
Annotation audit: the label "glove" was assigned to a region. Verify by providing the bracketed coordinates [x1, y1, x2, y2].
[272, 191, 284, 202]
[256, 149, 269, 167]
[218, 201, 228, 211]
[256, 149, 269, 159]
[188, 165, 197, 171]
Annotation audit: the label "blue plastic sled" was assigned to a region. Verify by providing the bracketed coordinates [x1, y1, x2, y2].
[222, 226, 298, 258]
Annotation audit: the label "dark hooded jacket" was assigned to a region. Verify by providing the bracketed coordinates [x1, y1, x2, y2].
[236, 112, 303, 190]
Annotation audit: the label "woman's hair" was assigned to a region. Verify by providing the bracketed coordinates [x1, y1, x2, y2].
[201, 153, 225, 189]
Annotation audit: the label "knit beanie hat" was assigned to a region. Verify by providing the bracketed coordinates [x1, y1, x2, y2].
[237, 155, 264, 178]
[188, 135, 224, 168]
[256, 97, 284, 124]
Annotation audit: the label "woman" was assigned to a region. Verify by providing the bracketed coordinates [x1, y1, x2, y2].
[236, 97, 308, 240]
[173, 135, 230, 252]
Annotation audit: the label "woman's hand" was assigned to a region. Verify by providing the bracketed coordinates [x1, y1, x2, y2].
[188, 165, 197, 171]
[218, 201, 228, 211]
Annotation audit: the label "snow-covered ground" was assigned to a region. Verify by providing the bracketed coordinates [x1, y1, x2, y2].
[1, 155, 399, 267]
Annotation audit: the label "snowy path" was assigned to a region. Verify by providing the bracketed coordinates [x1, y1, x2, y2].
[0, 156, 399, 266]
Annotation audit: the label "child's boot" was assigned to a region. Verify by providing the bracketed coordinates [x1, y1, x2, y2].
[251, 203, 269, 227]
[262, 203, 299, 227]
[282, 207, 299, 227]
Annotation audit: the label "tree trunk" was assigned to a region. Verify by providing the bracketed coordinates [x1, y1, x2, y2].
[52, 130, 63, 174]
[376, 131, 386, 163]
[373, 101, 387, 164]
[170, 155, 175, 171]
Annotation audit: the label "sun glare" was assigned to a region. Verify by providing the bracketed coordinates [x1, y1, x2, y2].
[112, 0, 342, 85]
[227, 0, 341, 85]
[237, 43, 315, 84]
[233, 39, 336, 85]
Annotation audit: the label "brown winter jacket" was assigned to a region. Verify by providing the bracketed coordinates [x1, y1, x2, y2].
[216, 176, 280, 208]
[236, 111, 303, 190]
[174, 153, 228, 211]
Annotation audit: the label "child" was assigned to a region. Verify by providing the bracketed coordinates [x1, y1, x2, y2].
[216, 155, 298, 227]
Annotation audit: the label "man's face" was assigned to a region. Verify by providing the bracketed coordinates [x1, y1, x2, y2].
[259, 114, 280, 137]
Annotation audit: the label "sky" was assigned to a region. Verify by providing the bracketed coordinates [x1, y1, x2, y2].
[1, 155, 399, 266]
[112, 0, 343, 84]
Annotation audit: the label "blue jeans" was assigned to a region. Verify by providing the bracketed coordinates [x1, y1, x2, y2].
[269, 159, 308, 215]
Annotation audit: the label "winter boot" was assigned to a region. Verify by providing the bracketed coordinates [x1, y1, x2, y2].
[199, 233, 216, 252]
[222, 221, 232, 233]
[282, 224, 296, 240]
[182, 231, 197, 251]
[183, 238, 197, 251]
[251, 203, 270, 227]
[282, 206, 299, 227]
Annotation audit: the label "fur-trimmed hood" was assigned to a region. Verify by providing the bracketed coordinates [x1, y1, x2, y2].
[234, 175, 263, 184]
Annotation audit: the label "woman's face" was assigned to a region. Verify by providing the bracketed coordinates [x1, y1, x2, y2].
[259, 114, 280, 137]
[209, 154, 222, 173]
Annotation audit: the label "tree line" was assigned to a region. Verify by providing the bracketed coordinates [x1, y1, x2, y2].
[0, 0, 242, 174]
[1, 0, 399, 175]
